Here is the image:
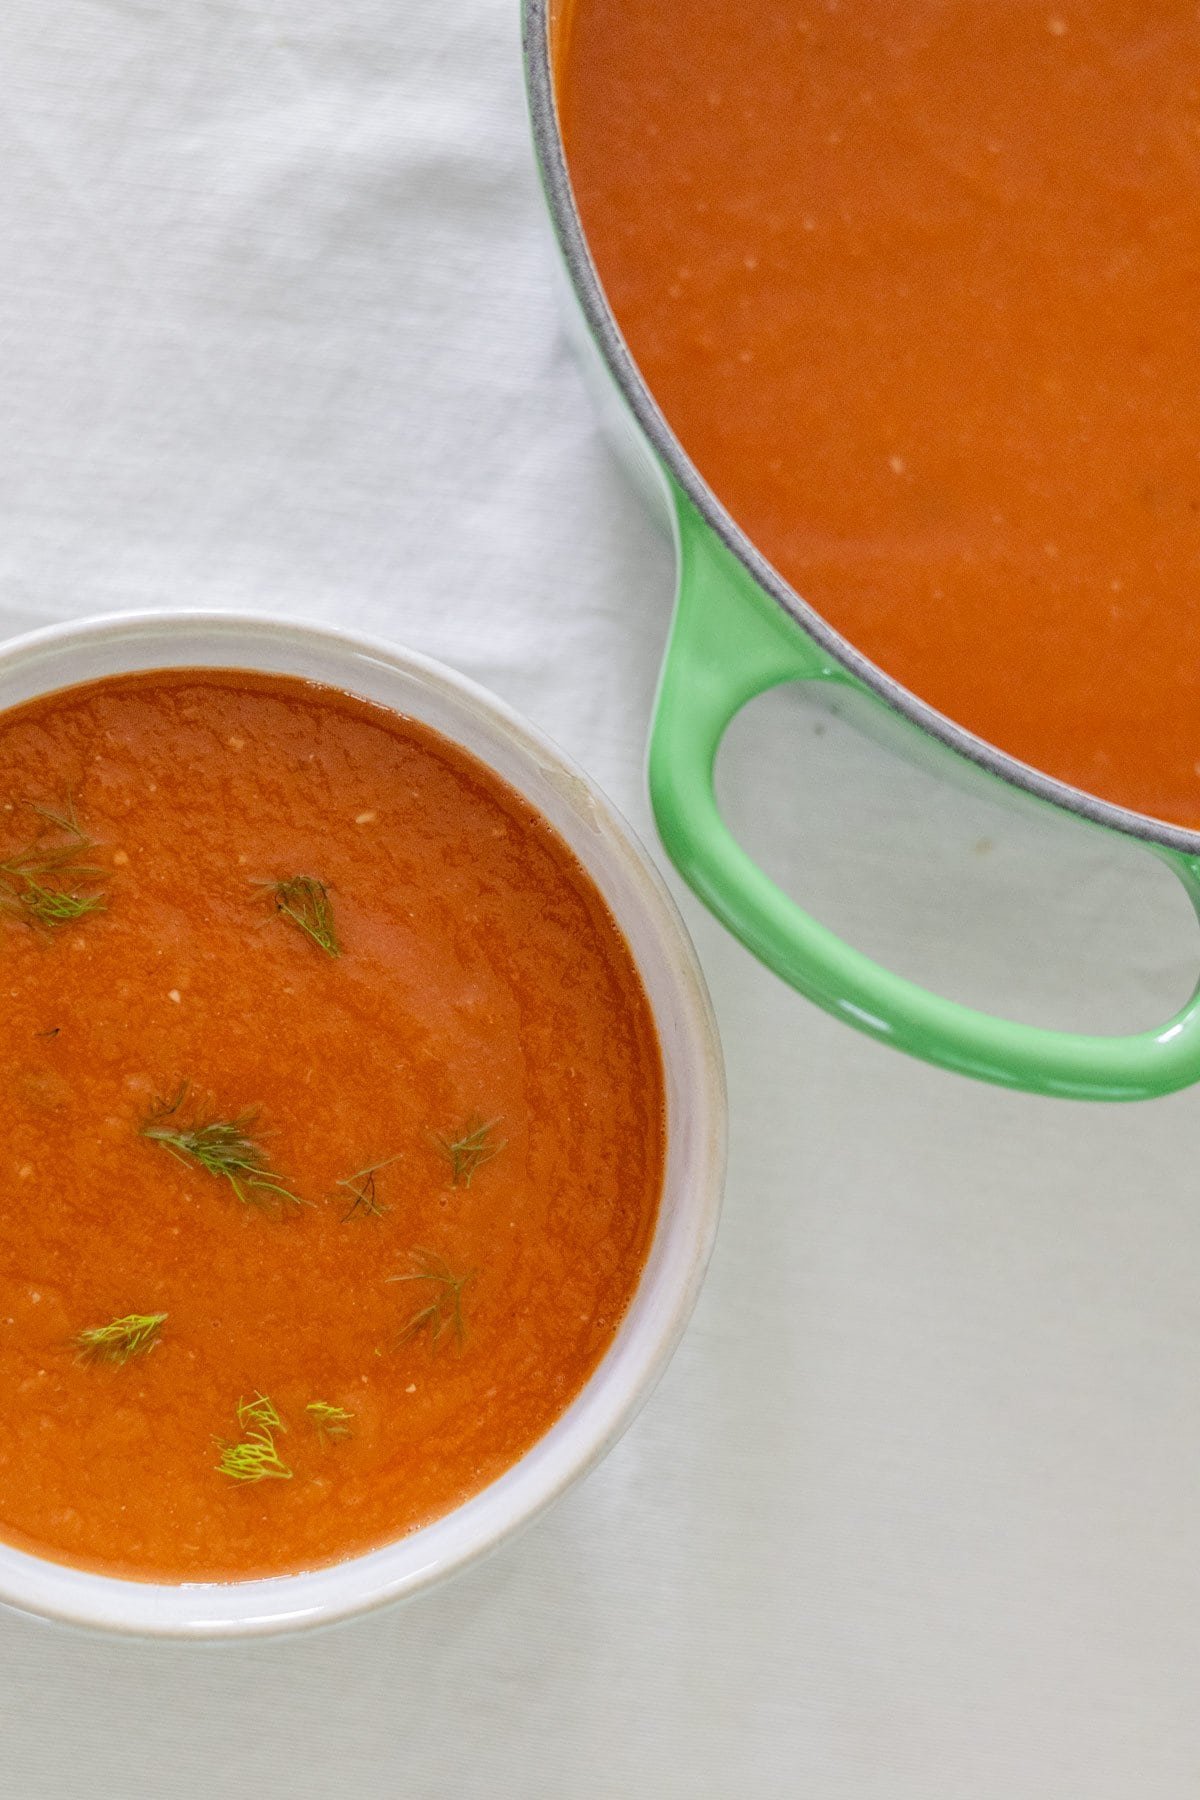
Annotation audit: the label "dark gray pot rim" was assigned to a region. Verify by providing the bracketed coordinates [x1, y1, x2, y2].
[522, 0, 1200, 860]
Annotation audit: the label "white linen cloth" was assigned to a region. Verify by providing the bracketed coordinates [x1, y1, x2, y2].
[1, 5, 1199, 1795]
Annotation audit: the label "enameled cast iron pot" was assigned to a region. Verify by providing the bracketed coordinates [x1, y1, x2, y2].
[523, 0, 1200, 1102]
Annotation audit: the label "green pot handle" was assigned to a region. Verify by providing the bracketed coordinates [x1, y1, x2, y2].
[649, 488, 1200, 1099]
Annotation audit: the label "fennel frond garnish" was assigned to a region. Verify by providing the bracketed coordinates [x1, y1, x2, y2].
[0, 799, 108, 928]
[269, 876, 340, 957]
[389, 1250, 474, 1352]
[215, 1393, 292, 1483]
[435, 1117, 504, 1189]
[142, 1086, 305, 1210]
[74, 1311, 166, 1365]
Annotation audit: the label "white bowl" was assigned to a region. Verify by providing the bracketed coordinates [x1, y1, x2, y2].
[0, 611, 726, 1638]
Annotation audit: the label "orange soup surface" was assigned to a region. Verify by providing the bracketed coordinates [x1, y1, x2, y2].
[560, 1, 1200, 824]
[0, 671, 663, 1580]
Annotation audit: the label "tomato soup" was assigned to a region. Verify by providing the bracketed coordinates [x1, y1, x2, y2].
[0, 671, 664, 1580]
[560, 2, 1200, 824]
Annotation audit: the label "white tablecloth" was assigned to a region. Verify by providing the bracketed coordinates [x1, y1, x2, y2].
[2, 5, 1200, 1795]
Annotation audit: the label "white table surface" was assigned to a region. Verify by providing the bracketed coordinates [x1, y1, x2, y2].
[2, 5, 1200, 1795]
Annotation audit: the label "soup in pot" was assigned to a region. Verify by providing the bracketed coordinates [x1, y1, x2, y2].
[559, 1, 1200, 825]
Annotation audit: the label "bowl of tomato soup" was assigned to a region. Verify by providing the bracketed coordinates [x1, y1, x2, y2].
[526, 0, 1200, 1101]
[0, 610, 724, 1637]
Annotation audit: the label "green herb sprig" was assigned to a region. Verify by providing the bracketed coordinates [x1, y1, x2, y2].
[268, 876, 340, 957]
[389, 1250, 473, 1352]
[74, 1311, 167, 1366]
[142, 1086, 306, 1209]
[0, 800, 108, 928]
[215, 1393, 293, 1483]
[435, 1117, 504, 1189]
[337, 1156, 397, 1221]
[307, 1401, 354, 1442]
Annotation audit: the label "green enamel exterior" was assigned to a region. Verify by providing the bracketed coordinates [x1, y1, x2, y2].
[649, 484, 1200, 1099]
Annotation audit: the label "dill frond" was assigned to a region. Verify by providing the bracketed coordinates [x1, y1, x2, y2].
[239, 1393, 284, 1432]
[29, 800, 88, 837]
[216, 1442, 290, 1482]
[0, 797, 108, 929]
[269, 876, 340, 957]
[215, 1391, 292, 1483]
[14, 882, 106, 925]
[142, 1086, 306, 1209]
[435, 1117, 505, 1189]
[336, 1155, 397, 1221]
[74, 1311, 166, 1366]
[388, 1250, 474, 1351]
[307, 1401, 354, 1441]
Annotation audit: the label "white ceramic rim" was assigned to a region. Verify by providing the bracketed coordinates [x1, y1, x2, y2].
[0, 609, 726, 1639]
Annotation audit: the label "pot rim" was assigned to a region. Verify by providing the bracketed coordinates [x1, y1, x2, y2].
[522, 0, 1200, 858]
[0, 607, 726, 1638]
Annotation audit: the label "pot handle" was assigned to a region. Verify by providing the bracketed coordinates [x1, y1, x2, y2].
[649, 488, 1200, 1099]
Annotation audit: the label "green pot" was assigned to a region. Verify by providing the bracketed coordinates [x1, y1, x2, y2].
[523, 0, 1200, 1101]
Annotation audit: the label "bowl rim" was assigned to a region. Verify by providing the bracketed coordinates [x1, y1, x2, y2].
[0, 607, 726, 1638]
[521, 0, 1200, 858]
